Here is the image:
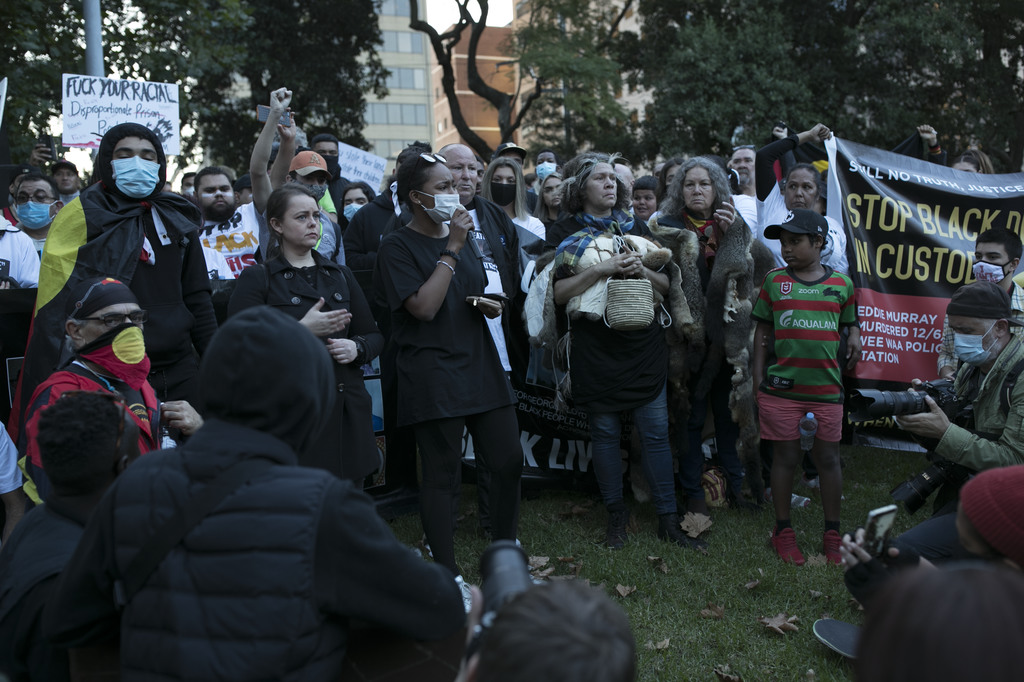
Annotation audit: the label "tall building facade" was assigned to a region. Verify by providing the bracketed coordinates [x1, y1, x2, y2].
[364, 0, 435, 174]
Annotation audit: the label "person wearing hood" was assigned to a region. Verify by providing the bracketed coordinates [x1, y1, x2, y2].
[10, 123, 216, 439]
[43, 306, 465, 680]
[18, 277, 202, 504]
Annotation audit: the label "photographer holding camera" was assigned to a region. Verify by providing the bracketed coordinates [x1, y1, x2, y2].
[894, 281, 1024, 561]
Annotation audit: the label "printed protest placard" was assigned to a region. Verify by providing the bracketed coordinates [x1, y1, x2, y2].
[336, 141, 387, 192]
[61, 73, 180, 154]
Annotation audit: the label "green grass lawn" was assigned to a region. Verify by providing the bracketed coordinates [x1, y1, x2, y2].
[386, 445, 927, 681]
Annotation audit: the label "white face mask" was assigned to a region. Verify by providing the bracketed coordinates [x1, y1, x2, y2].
[417, 192, 462, 224]
[973, 260, 1007, 283]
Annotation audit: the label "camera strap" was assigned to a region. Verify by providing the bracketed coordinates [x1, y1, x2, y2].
[998, 357, 1024, 418]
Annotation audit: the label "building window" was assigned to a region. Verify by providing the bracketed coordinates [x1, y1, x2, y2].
[379, 0, 410, 16]
[381, 31, 423, 53]
[367, 102, 428, 126]
[385, 68, 426, 90]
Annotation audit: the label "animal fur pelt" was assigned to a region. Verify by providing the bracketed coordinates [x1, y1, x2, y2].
[649, 214, 774, 501]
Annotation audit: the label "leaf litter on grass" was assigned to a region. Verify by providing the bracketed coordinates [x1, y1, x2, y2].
[758, 613, 800, 634]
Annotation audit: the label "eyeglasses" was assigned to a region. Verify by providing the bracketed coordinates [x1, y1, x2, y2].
[15, 192, 56, 205]
[419, 153, 447, 164]
[79, 311, 148, 328]
[57, 390, 128, 458]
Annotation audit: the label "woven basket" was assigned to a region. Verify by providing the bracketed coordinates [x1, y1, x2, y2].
[604, 277, 654, 330]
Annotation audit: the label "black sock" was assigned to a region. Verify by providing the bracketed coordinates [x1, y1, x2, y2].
[825, 520, 841, 534]
[774, 519, 792, 534]
[607, 501, 626, 514]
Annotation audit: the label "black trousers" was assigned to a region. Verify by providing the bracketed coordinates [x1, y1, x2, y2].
[414, 405, 523, 575]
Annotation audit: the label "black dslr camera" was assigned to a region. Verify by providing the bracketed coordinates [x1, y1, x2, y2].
[849, 380, 974, 514]
[465, 540, 534, 658]
[847, 379, 962, 423]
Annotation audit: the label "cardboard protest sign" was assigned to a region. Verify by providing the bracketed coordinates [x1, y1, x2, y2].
[61, 73, 180, 154]
[336, 141, 387, 191]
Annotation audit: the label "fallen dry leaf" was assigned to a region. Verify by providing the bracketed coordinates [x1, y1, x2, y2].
[806, 670, 817, 681]
[681, 512, 713, 538]
[804, 554, 827, 567]
[744, 579, 761, 590]
[758, 613, 800, 635]
[809, 590, 824, 599]
[758, 568, 764, 576]
[528, 556, 550, 570]
[700, 602, 724, 619]
[644, 638, 670, 650]
[615, 584, 636, 597]
[558, 500, 594, 519]
[557, 556, 575, 563]
[533, 566, 556, 579]
[713, 665, 743, 681]
[848, 597, 864, 611]
[647, 556, 670, 574]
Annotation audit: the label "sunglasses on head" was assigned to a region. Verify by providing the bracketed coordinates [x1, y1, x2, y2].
[419, 153, 447, 164]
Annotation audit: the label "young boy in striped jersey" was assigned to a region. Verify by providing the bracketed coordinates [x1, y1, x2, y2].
[752, 209, 861, 565]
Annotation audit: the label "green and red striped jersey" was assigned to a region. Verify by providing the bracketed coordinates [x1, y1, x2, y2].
[752, 267, 857, 403]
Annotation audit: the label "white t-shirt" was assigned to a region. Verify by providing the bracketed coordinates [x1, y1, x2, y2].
[732, 193, 759, 236]
[467, 208, 511, 372]
[0, 422, 22, 495]
[200, 202, 262, 276]
[0, 219, 40, 288]
[756, 186, 849, 275]
[202, 246, 236, 280]
[513, 214, 545, 240]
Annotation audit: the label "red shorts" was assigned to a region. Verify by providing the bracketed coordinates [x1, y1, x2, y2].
[756, 392, 844, 443]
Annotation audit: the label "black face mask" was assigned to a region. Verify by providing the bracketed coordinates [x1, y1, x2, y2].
[324, 157, 341, 179]
[490, 182, 517, 207]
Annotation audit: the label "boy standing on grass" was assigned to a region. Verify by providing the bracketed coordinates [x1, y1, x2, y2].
[752, 209, 861, 565]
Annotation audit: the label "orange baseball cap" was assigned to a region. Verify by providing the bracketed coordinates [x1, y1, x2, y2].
[289, 150, 331, 177]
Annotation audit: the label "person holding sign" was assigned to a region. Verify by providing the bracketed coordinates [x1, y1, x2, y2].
[752, 209, 860, 565]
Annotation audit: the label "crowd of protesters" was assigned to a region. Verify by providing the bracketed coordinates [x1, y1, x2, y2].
[0, 82, 1022, 679]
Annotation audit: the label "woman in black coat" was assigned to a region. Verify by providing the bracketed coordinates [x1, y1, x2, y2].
[229, 185, 384, 484]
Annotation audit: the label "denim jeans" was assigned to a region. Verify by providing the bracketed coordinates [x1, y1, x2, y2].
[679, 363, 744, 499]
[588, 384, 676, 515]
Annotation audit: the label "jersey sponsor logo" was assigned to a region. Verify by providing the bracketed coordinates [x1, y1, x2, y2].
[781, 281, 792, 295]
[779, 309, 833, 330]
[767, 374, 794, 390]
[822, 287, 844, 301]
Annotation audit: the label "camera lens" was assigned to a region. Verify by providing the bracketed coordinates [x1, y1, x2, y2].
[479, 540, 533, 621]
[848, 389, 926, 422]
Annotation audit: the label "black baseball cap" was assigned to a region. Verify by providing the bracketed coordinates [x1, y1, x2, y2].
[492, 142, 527, 162]
[233, 173, 252, 191]
[52, 158, 78, 174]
[947, 281, 1024, 325]
[763, 208, 828, 240]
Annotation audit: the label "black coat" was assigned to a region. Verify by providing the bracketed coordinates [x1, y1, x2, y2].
[228, 252, 384, 480]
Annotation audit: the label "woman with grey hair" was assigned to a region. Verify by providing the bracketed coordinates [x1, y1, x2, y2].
[650, 156, 774, 518]
[541, 152, 702, 551]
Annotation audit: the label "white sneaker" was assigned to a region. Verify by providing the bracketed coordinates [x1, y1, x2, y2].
[455, 575, 472, 614]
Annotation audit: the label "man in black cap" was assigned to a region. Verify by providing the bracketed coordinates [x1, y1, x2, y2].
[895, 280, 1024, 561]
[233, 173, 253, 206]
[51, 159, 81, 204]
[11, 123, 216, 431]
[492, 142, 527, 165]
[45, 307, 465, 679]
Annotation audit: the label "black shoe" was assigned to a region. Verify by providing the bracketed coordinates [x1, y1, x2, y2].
[605, 508, 630, 549]
[657, 513, 708, 551]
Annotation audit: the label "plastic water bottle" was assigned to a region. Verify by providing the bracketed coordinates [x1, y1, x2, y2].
[798, 412, 818, 451]
[764, 488, 813, 508]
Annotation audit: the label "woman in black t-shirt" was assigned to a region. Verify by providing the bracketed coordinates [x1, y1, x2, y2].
[375, 153, 523, 590]
[229, 185, 383, 484]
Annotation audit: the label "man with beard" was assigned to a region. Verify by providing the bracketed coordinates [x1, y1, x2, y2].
[10, 123, 216, 438]
[193, 166, 262, 277]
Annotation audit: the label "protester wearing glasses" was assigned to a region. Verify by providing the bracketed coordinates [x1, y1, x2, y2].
[374, 151, 523, 606]
[11, 172, 63, 261]
[19, 277, 201, 504]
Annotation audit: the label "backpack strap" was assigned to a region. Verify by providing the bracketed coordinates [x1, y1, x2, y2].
[113, 457, 274, 609]
[999, 356, 1024, 418]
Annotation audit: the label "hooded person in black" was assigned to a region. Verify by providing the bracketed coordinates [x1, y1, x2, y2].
[44, 307, 465, 680]
[10, 124, 216, 433]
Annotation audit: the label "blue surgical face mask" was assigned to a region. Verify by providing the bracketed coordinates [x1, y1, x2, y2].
[343, 203, 361, 221]
[16, 201, 56, 229]
[111, 156, 160, 198]
[954, 321, 997, 366]
[536, 161, 557, 181]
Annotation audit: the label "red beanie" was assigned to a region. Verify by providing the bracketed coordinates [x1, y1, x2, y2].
[960, 465, 1024, 568]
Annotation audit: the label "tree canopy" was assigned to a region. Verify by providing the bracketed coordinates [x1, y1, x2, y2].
[1, 0, 387, 173]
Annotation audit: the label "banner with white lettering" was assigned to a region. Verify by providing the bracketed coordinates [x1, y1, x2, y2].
[61, 74, 180, 154]
[826, 137, 1024, 383]
[336, 141, 387, 192]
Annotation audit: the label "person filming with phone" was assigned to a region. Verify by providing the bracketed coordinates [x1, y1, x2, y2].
[890, 281, 1024, 562]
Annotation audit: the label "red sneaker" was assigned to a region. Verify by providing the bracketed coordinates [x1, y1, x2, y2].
[771, 527, 806, 565]
[823, 530, 842, 565]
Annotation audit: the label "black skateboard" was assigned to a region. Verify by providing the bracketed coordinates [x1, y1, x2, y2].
[812, 618, 860, 659]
